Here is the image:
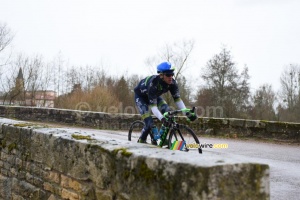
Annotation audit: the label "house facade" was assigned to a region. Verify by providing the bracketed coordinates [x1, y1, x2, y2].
[25, 90, 57, 108]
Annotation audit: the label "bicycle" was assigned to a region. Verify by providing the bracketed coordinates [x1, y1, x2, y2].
[128, 107, 202, 154]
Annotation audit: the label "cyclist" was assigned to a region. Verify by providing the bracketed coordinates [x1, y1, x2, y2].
[134, 61, 197, 144]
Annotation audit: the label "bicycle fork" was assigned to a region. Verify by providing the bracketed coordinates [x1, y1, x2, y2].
[173, 128, 190, 152]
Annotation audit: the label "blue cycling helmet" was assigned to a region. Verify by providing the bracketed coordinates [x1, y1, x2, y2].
[157, 62, 175, 74]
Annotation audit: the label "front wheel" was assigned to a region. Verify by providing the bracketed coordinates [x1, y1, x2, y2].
[168, 125, 202, 154]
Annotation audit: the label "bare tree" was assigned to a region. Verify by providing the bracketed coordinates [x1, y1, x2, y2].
[95, 66, 110, 87]
[65, 66, 84, 93]
[145, 39, 195, 105]
[277, 64, 300, 122]
[50, 52, 66, 97]
[64, 65, 110, 94]
[200, 47, 251, 118]
[279, 64, 300, 109]
[145, 39, 195, 79]
[0, 23, 14, 97]
[250, 84, 276, 120]
[80, 65, 97, 92]
[0, 23, 14, 68]
[0, 23, 13, 53]
[0, 65, 19, 104]
[113, 76, 132, 107]
[176, 76, 192, 106]
[3, 54, 45, 105]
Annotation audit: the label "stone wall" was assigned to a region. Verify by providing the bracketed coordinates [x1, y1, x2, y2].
[0, 118, 269, 200]
[0, 106, 299, 142]
[0, 106, 140, 131]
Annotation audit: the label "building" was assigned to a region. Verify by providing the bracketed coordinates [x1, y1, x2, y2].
[25, 90, 57, 108]
[0, 67, 57, 108]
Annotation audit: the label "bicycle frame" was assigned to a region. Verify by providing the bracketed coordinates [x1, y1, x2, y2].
[158, 107, 195, 147]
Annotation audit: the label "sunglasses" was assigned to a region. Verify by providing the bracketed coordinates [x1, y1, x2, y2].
[164, 73, 174, 77]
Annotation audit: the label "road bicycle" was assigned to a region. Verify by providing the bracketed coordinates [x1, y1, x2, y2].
[128, 107, 202, 154]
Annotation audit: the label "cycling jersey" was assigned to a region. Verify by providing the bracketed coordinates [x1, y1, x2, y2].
[134, 75, 181, 106]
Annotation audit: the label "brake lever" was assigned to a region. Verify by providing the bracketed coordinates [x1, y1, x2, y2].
[191, 106, 196, 113]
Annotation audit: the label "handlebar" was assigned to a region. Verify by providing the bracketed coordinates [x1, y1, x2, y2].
[163, 107, 196, 118]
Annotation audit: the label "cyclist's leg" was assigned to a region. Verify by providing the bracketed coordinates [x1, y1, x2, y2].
[156, 97, 171, 145]
[140, 116, 153, 142]
[135, 94, 153, 142]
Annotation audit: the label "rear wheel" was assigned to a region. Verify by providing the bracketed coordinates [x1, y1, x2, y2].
[128, 120, 144, 142]
[168, 125, 202, 154]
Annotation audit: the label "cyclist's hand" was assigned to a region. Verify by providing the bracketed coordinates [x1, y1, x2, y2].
[186, 111, 197, 121]
[161, 117, 168, 126]
[163, 112, 169, 119]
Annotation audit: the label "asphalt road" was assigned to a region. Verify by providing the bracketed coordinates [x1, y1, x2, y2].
[192, 137, 300, 200]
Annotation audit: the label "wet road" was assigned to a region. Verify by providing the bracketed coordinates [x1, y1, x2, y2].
[198, 137, 300, 200]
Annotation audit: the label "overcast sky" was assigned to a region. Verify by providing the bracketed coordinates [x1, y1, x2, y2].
[1, 0, 300, 92]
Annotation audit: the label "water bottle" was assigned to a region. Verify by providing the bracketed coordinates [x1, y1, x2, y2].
[152, 125, 160, 140]
[159, 125, 166, 138]
[158, 125, 168, 147]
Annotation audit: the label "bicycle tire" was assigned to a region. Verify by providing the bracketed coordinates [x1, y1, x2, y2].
[128, 120, 144, 142]
[168, 125, 202, 154]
